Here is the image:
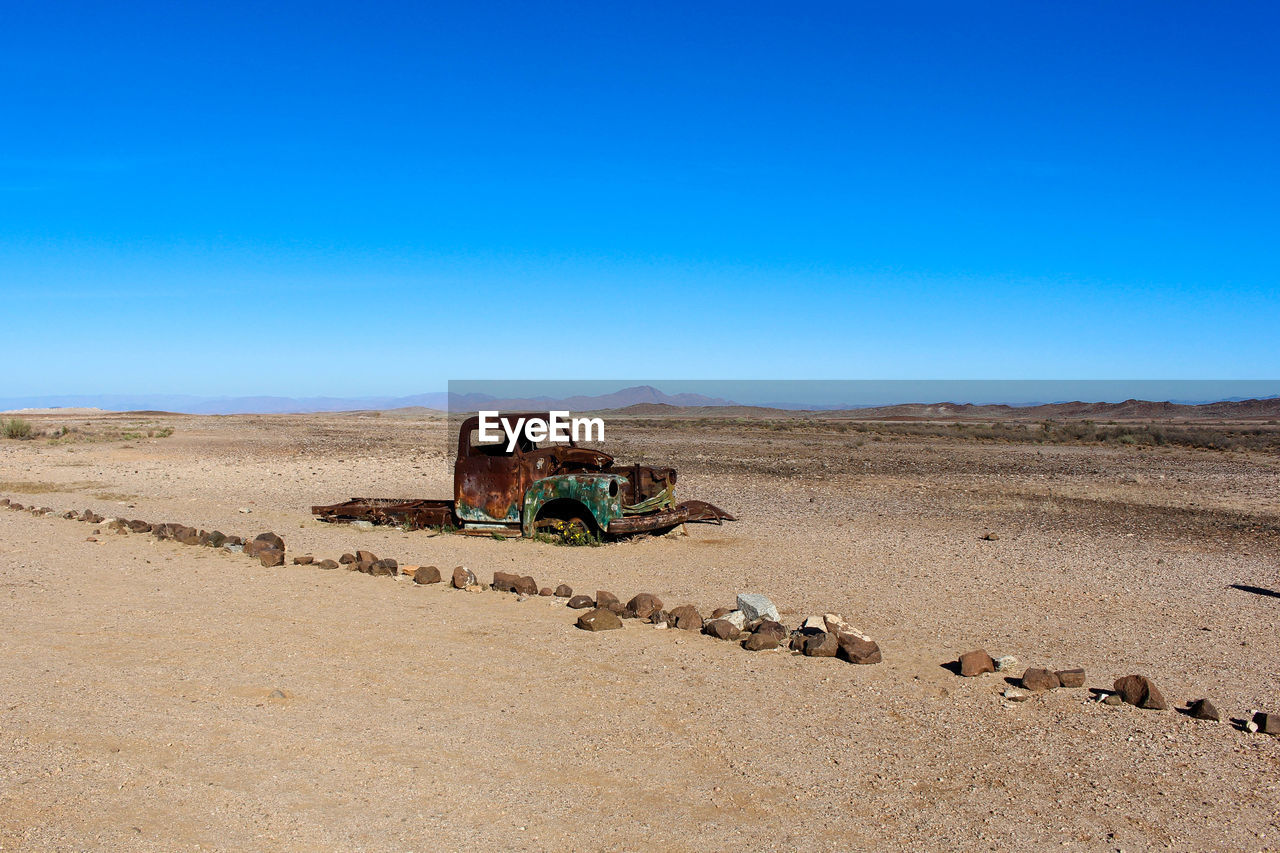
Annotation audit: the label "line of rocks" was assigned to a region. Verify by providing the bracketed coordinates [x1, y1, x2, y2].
[8, 497, 1275, 736]
[952, 647, 1275, 733]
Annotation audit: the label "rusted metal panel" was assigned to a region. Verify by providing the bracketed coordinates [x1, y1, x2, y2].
[520, 473, 624, 536]
[310, 498, 454, 528]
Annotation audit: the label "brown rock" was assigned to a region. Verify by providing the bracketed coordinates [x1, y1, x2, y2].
[513, 575, 539, 596]
[1187, 698, 1220, 721]
[649, 609, 670, 625]
[626, 593, 664, 620]
[1102, 693, 1122, 705]
[355, 549, 377, 564]
[711, 607, 732, 619]
[369, 559, 397, 576]
[958, 650, 996, 677]
[258, 549, 285, 567]
[1055, 668, 1086, 688]
[413, 565, 442, 584]
[553, 584, 573, 598]
[339, 553, 356, 564]
[316, 559, 339, 570]
[576, 607, 623, 632]
[1113, 675, 1167, 710]
[703, 619, 741, 641]
[177, 527, 201, 545]
[292, 555, 314, 565]
[1022, 668, 1060, 692]
[595, 590, 620, 609]
[742, 632, 780, 651]
[836, 634, 882, 665]
[753, 620, 787, 644]
[128, 520, 152, 533]
[567, 595, 595, 609]
[224, 535, 243, 547]
[801, 631, 839, 658]
[668, 605, 703, 631]
[451, 566, 476, 589]
[1254, 712, 1280, 734]
[492, 571, 520, 592]
[256, 532, 286, 551]
[205, 530, 226, 548]
[539, 587, 553, 596]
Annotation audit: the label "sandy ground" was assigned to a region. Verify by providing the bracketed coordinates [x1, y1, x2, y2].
[2, 413, 1279, 851]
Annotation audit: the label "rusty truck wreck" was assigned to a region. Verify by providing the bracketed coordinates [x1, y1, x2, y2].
[312, 413, 734, 541]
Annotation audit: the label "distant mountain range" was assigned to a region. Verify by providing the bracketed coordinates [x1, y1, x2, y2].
[0, 385, 729, 415]
[2, 385, 1278, 419]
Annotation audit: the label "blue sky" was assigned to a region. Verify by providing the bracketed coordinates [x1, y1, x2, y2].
[2, 1, 1277, 397]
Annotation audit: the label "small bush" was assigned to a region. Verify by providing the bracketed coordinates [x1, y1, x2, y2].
[2, 418, 33, 439]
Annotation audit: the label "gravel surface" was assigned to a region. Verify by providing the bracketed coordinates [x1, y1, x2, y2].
[1, 412, 1278, 850]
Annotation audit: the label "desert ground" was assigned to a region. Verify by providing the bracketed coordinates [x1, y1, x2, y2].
[1, 411, 1279, 851]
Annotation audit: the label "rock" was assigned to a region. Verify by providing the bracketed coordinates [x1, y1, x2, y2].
[605, 600, 626, 615]
[742, 632, 780, 651]
[721, 610, 747, 630]
[958, 650, 996, 677]
[513, 576, 538, 596]
[1003, 687, 1030, 702]
[451, 566, 476, 589]
[1055, 668, 1086, 688]
[224, 535, 243, 546]
[736, 593, 780, 623]
[625, 593, 664, 620]
[205, 530, 226, 548]
[668, 605, 703, 631]
[268, 688, 286, 699]
[413, 566, 442, 584]
[801, 631, 839, 658]
[567, 595, 595, 609]
[350, 520, 374, 530]
[238, 507, 252, 513]
[710, 607, 732, 619]
[753, 620, 787, 644]
[354, 549, 377, 565]
[258, 549, 285, 567]
[1254, 712, 1280, 735]
[836, 634, 882, 665]
[1113, 675, 1167, 710]
[1187, 698, 1220, 722]
[177, 527, 201, 546]
[800, 615, 827, 631]
[703, 619, 741, 641]
[1021, 668, 1060, 692]
[980, 532, 1000, 541]
[292, 555, 314, 565]
[492, 571, 520, 592]
[595, 590, 620, 609]
[317, 559, 339, 570]
[1103, 693, 1122, 705]
[648, 609, 670, 625]
[994, 655, 1019, 672]
[823, 614, 872, 641]
[576, 607, 623, 632]
[256, 532, 286, 551]
[539, 587, 553, 596]
[553, 584, 573, 598]
[339, 553, 356, 564]
[1246, 719, 1260, 733]
[127, 520, 152, 533]
[369, 559, 397, 576]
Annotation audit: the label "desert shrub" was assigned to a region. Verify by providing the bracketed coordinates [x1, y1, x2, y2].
[2, 418, 32, 439]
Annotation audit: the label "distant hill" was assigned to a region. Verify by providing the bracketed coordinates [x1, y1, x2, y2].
[812, 398, 1280, 421]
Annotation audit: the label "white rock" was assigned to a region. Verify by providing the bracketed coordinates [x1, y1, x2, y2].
[1003, 687, 1029, 702]
[801, 615, 826, 631]
[994, 655, 1019, 672]
[351, 520, 375, 530]
[823, 613, 870, 641]
[722, 610, 747, 630]
[736, 593, 779, 622]
[1246, 720, 1259, 733]
[238, 507, 252, 514]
